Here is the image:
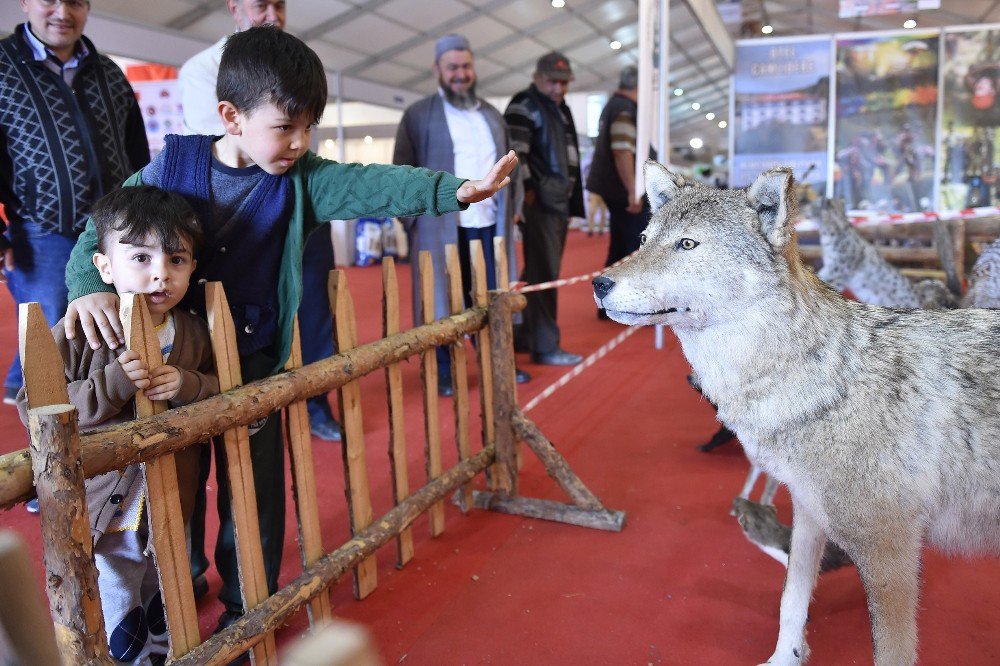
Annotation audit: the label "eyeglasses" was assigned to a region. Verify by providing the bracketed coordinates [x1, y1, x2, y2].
[36, 0, 91, 10]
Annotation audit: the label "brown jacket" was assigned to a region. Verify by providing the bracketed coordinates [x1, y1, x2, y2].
[18, 309, 218, 542]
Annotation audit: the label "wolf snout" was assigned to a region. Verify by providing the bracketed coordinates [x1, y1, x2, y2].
[592, 275, 615, 299]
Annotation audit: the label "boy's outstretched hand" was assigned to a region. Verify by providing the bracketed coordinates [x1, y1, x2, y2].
[456, 150, 518, 205]
[66, 292, 124, 350]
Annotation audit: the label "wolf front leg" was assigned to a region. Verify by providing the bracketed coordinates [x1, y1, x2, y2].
[854, 523, 922, 665]
[762, 502, 825, 666]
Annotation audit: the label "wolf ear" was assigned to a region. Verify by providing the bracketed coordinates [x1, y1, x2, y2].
[644, 160, 696, 212]
[747, 168, 796, 247]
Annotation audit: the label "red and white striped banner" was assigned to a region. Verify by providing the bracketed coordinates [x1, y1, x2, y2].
[522, 325, 641, 413]
[795, 205, 1000, 232]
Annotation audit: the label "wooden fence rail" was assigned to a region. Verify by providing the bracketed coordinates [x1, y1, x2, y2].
[12, 239, 624, 664]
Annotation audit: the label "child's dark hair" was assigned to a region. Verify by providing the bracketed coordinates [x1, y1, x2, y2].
[92, 186, 203, 256]
[217, 26, 327, 124]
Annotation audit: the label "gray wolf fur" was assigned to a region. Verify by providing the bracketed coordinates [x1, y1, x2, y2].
[592, 163, 1000, 665]
[815, 197, 957, 309]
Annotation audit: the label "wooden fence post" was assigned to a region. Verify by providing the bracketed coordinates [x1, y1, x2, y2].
[381, 258, 415, 567]
[20, 302, 110, 663]
[487, 292, 518, 497]
[470, 241, 497, 486]
[205, 283, 279, 664]
[329, 270, 378, 599]
[120, 294, 202, 659]
[418, 251, 446, 537]
[444, 245, 473, 511]
[283, 317, 334, 624]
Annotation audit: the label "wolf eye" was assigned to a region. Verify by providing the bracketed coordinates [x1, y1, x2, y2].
[639, 233, 647, 245]
[676, 238, 699, 250]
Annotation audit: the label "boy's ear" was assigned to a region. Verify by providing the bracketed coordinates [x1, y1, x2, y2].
[92, 252, 115, 286]
[218, 101, 242, 135]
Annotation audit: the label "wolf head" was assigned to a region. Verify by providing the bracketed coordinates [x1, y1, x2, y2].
[593, 162, 801, 329]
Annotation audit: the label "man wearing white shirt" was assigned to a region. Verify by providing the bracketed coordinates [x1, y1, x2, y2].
[178, 0, 285, 135]
[393, 34, 528, 396]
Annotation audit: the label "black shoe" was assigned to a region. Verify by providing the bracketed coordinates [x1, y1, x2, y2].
[438, 374, 454, 397]
[597, 308, 609, 320]
[2, 386, 17, 406]
[532, 349, 583, 366]
[192, 574, 209, 601]
[515, 368, 531, 384]
[25, 498, 39, 514]
[309, 413, 342, 442]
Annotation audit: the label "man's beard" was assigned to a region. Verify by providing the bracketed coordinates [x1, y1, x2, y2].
[440, 78, 478, 110]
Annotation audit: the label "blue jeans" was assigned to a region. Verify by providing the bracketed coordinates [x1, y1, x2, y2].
[3, 222, 77, 391]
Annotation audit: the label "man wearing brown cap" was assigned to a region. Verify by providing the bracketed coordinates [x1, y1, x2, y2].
[394, 34, 529, 394]
[505, 51, 585, 365]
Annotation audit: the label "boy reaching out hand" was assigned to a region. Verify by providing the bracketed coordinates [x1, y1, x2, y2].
[59, 25, 518, 636]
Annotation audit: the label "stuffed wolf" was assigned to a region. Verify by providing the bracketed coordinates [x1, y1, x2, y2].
[593, 163, 1000, 665]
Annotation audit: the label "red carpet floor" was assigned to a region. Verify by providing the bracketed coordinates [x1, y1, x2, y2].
[2, 228, 999, 664]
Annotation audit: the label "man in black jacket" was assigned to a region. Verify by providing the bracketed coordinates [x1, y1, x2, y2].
[586, 65, 651, 320]
[0, 0, 149, 407]
[505, 52, 585, 366]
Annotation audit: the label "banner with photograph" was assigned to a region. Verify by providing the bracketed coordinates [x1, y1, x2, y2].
[834, 31, 939, 213]
[731, 36, 831, 215]
[940, 26, 1000, 211]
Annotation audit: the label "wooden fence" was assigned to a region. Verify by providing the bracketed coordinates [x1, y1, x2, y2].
[0, 239, 624, 664]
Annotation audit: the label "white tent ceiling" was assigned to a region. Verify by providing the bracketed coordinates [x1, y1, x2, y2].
[3, 1, 997, 145]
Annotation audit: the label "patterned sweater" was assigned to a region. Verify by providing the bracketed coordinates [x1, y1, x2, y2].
[0, 25, 149, 250]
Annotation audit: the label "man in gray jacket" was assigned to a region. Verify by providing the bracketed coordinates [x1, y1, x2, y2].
[393, 34, 528, 395]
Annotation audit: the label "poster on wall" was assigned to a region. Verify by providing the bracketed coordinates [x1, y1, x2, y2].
[834, 31, 939, 213]
[939, 26, 1000, 211]
[731, 36, 831, 216]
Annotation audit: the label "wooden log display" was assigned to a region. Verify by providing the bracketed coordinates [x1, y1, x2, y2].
[171, 446, 495, 666]
[282, 318, 333, 624]
[418, 252, 446, 537]
[0, 531, 62, 666]
[29, 405, 110, 663]
[444, 245, 473, 512]
[205, 283, 278, 664]
[120, 294, 202, 658]
[381, 258, 415, 567]
[19, 303, 109, 662]
[486, 292, 518, 497]
[470, 241, 497, 488]
[0, 307, 490, 509]
[329, 271, 378, 599]
[511, 409, 603, 511]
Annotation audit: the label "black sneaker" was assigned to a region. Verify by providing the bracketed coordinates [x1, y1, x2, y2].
[3, 386, 17, 406]
[192, 574, 209, 601]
